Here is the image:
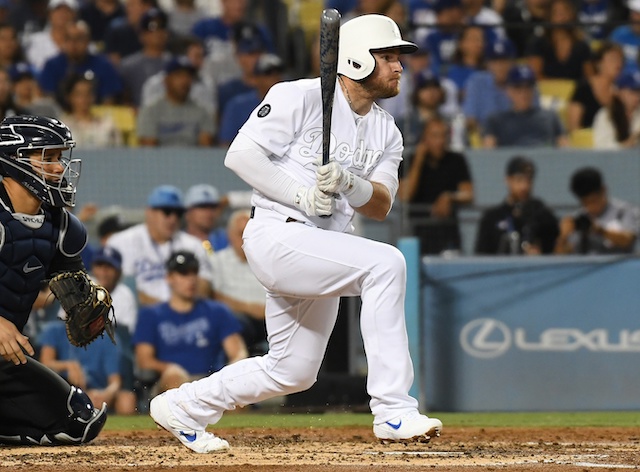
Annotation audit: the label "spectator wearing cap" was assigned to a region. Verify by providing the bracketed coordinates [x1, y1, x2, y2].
[0, 23, 23, 70]
[525, 0, 593, 81]
[38, 19, 123, 104]
[184, 183, 229, 253]
[475, 156, 559, 255]
[398, 115, 474, 255]
[209, 210, 268, 356]
[106, 185, 213, 306]
[59, 74, 122, 148]
[10, 61, 61, 117]
[137, 55, 215, 146]
[218, 52, 284, 145]
[462, 37, 519, 135]
[483, 65, 567, 148]
[215, 22, 272, 122]
[39, 247, 138, 416]
[23, 0, 77, 72]
[133, 249, 247, 397]
[104, 0, 156, 65]
[119, 8, 171, 107]
[140, 36, 216, 116]
[556, 167, 640, 255]
[79, 0, 125, 45]
[593, 71, 640, 149]
[610, 0, 640, 74]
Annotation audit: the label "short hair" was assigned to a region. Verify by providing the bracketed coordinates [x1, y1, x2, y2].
[570, 167, 604, 198]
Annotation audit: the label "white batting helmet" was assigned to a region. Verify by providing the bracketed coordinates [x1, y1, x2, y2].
[338, 15, 417, 81]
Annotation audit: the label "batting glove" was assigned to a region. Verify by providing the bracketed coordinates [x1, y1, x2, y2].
[294, 185, 335, 217]
[316, 161, 373, 208]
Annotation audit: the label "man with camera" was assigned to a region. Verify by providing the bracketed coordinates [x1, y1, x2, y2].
[475, 156, 559, 255]
[555, 167, 640, 254]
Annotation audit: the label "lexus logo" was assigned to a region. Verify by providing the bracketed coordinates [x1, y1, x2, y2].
[460, 318, 511, 358]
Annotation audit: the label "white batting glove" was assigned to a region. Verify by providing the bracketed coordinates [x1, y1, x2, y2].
[316, 160, 374, 208]
[294, 185, 335, 217]
[316, 161, 350, 194]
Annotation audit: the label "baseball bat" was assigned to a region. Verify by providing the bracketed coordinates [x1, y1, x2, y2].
[320, 8, 340, 167]
[319, 9, 341, 218]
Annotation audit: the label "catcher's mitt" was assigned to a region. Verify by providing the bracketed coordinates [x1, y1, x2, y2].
[49, 271, 116, 348]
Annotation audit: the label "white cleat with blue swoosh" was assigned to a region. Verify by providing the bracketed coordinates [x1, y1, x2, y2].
[373, 411, 442, 443]
[150, 393, 230, 453]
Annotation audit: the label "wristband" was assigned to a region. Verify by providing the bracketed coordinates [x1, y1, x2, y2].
[343, 173, 373, 207]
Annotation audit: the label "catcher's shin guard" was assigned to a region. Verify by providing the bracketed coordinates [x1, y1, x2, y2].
[0, 358, 107, 445]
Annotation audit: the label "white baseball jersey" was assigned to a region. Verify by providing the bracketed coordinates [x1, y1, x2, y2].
[107, 224, 212, 301]
[239, 78, 403, 232]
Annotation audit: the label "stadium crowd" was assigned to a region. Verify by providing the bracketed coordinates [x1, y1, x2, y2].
[9, 0, 640, 414]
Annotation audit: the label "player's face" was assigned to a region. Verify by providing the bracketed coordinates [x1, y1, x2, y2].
[364, 49, 403, 99]
[506, 174, 533, 203]
[167, 270, 199, 300]
[28, 148, 67, 183]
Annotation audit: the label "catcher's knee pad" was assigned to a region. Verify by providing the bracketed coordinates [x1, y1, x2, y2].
[47, 386, 108, 445]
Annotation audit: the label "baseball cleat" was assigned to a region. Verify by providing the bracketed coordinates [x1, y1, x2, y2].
[150, 393, 230, 453]
[373, 411, 442, 443]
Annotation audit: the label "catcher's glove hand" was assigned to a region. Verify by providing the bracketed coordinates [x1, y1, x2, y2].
[49, 271, 116, 348]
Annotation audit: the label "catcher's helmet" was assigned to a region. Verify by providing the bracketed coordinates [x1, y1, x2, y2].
[338, 14, 417, 81]
[0, 115, 80, 207]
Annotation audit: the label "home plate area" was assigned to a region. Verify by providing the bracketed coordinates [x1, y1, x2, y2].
[1, 426, 639, 471]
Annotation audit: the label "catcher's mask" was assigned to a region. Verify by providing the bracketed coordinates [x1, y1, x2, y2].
[0, 115, 80, 208]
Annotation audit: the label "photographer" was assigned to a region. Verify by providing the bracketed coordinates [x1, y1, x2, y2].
[555, 167, 640, 254]
[476, 156, 559, 255]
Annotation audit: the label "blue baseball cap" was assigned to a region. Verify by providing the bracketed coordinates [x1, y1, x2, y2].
[185, 184, 221, 208]
[165, 56, 196, 75]
[147, 185, 184, 209]
[92, 246, 122, 271]
[615, 71, 640, 90]
[233, 23, 268, 54]
[432, 0, 462, 13]
[8, 62, 36, 82]
[140, 8, 168, 32]
[414, 69, 441, 89]
[507, 64, 536, 86]
[486, 38, 516, 60]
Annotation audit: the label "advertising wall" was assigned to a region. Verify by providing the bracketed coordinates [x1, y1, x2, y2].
[420, 256, 640, 411]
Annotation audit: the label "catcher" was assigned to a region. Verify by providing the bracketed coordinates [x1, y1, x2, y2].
[0, 115, 114, 445]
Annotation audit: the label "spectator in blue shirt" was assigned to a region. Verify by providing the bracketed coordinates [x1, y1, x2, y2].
[218, 53, 284, 145]
[39, 20, 123, 104]
[133, 250, 247, 396]
[609, 0, 640, 73]
[463, 37, 516, 135]
[445, 25, 486, 97]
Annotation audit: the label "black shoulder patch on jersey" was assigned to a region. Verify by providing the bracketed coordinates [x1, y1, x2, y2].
[257, 104, 271, 118]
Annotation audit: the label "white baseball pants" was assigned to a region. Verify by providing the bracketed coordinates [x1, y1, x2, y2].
[165, 207, 419, 429]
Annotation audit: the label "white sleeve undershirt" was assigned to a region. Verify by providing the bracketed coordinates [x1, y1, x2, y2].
[224, 133, 300, 206]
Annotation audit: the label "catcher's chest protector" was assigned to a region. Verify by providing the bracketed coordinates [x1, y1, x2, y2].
[0, 206, 60, 331]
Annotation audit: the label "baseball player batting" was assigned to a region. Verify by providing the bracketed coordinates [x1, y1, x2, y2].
[150, 14, 443, 453]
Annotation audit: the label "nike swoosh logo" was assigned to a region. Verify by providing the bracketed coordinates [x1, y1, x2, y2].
[180, 431, 197, 442]
[386, 420, 402, 430]
[23, 262, 43, 273]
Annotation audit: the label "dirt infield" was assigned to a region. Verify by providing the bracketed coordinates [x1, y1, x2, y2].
[2, 426, 639, 471]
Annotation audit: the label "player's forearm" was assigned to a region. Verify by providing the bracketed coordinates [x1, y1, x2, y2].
[354, 182, 392, 221]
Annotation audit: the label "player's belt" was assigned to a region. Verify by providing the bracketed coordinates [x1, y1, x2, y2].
[250, 206, 303, 224]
